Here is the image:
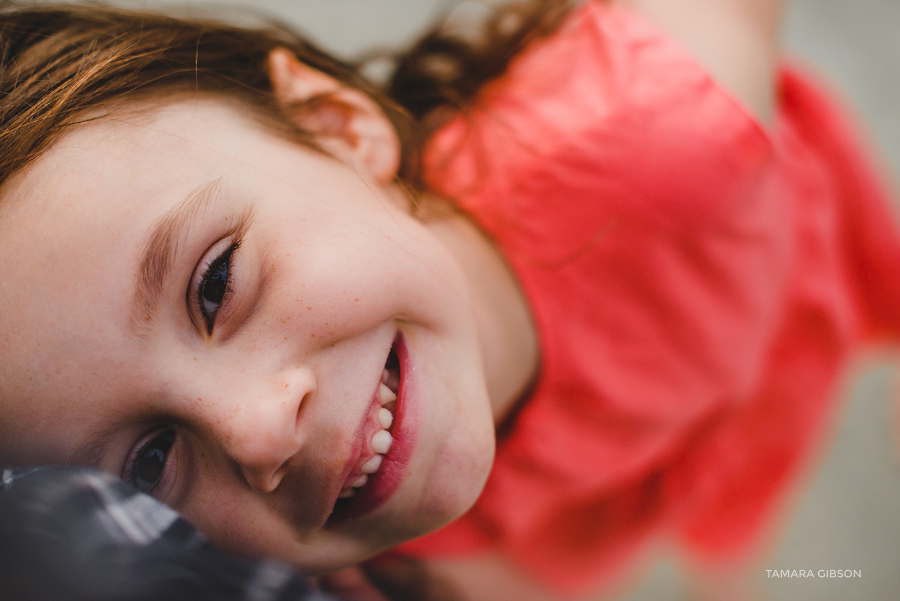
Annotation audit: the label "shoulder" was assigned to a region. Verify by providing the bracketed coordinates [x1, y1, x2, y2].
[425, 0, 773, 256]
[612, 0, 784, 124]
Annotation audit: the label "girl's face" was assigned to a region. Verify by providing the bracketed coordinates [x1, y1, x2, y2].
[0, 93, 495, 571]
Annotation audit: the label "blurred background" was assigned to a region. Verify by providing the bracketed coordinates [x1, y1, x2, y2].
[38, 0, 900, 598]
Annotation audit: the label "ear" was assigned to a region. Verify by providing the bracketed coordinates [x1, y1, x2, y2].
[267, 48, 400, 184]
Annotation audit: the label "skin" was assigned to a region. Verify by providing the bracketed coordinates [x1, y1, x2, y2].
[0, 54, 536, 571]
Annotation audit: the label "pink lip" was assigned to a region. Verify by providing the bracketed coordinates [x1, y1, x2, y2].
[326, 332, 417, 526]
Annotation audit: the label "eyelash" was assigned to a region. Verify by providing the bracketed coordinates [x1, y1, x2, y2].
[194, 240, 241, 334]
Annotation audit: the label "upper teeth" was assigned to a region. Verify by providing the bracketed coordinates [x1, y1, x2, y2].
[339, 384, 397, 498]
[360, 453, 383, 474]
[341, 428, 391, 497]
[378, 382, 396, 408]
[371, 429, 393, 454]
[377, 407, 393, 429]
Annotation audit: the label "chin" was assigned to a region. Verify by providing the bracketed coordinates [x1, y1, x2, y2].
[415, 412, 496, 535]
[392, 339, 497, 541]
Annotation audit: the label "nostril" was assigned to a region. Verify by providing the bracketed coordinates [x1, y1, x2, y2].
[228, 367, 314, 494]
[242, 464, 285, 494]
[231, 414, 303, 494]
[288, 367, 316, 435]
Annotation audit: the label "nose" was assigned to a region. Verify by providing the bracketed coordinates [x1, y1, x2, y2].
[218, 367, 316, 494]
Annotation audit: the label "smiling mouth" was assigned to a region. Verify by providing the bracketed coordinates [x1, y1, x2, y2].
[326, 337, 402, 524]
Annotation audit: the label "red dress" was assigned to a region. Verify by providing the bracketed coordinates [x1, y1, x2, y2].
[400, 2, 900, 593]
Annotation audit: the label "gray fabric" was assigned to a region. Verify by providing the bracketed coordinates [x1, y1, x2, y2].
[0, 466, 332, 601]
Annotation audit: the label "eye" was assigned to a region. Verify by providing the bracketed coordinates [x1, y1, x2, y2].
[194, 241, 240, 333]
[123, 430, 176, 495]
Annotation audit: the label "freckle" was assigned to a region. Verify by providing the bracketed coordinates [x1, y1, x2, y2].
[310, 333, 315, 338]
[355, 298, 359, 301]
[307, 307, 312, 310]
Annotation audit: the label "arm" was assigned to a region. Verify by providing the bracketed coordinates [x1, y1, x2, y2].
[614, 0, 786, 125]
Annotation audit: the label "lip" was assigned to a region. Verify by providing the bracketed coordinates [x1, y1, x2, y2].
[326, 331, 417, 526]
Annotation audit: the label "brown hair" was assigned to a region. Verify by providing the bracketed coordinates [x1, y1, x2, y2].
[0, 0, 570, 195]
[389, 0, 571, 124]
[0, 3, 424, 189]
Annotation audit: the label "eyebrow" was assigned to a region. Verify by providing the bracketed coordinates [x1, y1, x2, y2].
[70, 426, 118, 470]
[131, 178, 223, 333]
[69, 409, 140, 471]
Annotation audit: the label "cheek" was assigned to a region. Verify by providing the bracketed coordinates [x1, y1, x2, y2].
[261, 240, 410, 338]
[181, 477, 297, 559]
[262, 193, 465, 336]
[180, 474, 389, 572]
[422, 389, 496, 521]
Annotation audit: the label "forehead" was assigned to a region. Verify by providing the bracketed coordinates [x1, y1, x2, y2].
[0, 98, 273, 458]
[0, 97, 263, 250]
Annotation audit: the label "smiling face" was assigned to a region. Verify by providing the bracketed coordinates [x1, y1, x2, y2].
[0, 93, 495, 570]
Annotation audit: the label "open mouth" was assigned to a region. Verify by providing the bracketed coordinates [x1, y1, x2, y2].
[326, 334, 405, 525]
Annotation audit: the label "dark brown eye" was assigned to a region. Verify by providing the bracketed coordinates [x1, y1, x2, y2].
[127, 431, 175, 493]
[197, 243, 238, 332]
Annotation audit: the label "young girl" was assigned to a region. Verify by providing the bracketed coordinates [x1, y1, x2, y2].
[0, 0, 896, 599]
